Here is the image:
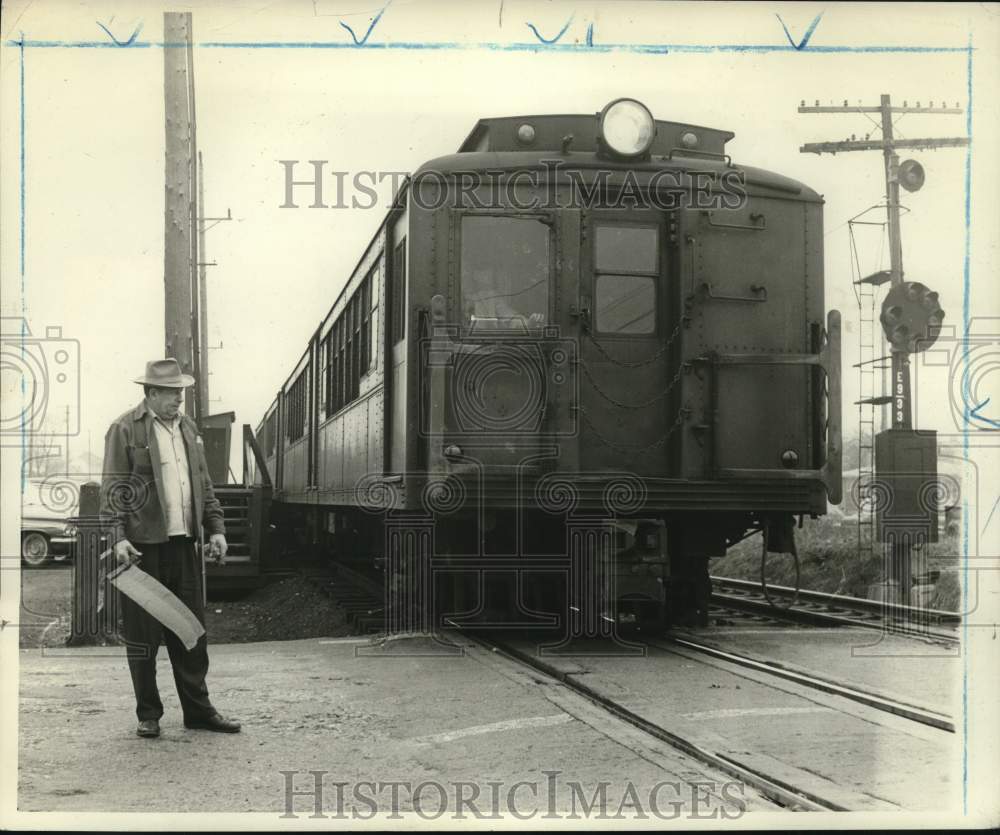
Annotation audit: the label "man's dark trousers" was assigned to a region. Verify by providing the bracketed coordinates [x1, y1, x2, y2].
[120, 536, 216, 722]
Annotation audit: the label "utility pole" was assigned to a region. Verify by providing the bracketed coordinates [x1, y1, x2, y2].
[195, 150, 232, 420]
[799, 95, 967, 604]
[163, 11, 196, 418]
[800, 95, 966, 430]
[195, 151, 208, 417]
[187, 20, 201, 423]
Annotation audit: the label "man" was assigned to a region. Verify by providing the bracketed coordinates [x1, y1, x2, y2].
[100, 358, 241, 738]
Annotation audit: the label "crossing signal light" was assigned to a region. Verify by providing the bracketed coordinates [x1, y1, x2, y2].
[880, 281, 944, 353]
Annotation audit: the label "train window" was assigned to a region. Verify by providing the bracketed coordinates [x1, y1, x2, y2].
[391, 240, 406, 345]
[360, 272, 372, 374]
[595, 275, 656, 334]
[595, 226, 658, 274]
[287, 370, 307, 442]
[264, 412, 276, 458]
[346, 298, 356, 403]
[461, 215, 549, 330]
[594, 223, 658, 335]
[337, 319, 345, 412]
[322, 330, 334, 418]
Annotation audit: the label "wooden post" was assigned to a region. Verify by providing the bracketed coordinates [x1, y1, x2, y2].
[67, 482, 103, 646]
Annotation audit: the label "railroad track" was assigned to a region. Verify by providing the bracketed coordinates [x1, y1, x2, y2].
[652, 635, 954, 733]
[449, 625, 913, 813]
[710, 575, 960, 643]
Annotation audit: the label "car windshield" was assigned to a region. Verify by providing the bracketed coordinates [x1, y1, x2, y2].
[461, 215, 550, 331]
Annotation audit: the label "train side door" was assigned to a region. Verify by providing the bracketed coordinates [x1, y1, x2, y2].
[575, 211, 680, 477]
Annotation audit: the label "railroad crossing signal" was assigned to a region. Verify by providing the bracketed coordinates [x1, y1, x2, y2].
[879, 281, 944, 354]
[798, 93, 968, 431]
[799, 94, 968, 605]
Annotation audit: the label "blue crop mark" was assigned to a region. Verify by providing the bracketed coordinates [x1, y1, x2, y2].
[526, 15, 574, 45]
[775, 11, 823, 50]
[969, 398, 1000, 429]
[4, 36, 970, 54]
[586, 22, 594, 47]
[19, 33, 25, 286]
[339, 1, 391, 46]
[19, 35, 27, 490]
[96, 19, 143, 47]
[960, 33, 973, 818]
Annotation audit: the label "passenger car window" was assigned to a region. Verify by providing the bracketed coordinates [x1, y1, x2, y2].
[461, 216, 549, 331]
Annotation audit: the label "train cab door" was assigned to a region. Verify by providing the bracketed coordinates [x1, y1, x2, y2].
[575, 210, 681, 477]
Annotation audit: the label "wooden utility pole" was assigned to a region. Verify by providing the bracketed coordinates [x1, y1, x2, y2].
[194, 152, 233, 421]
[196, 151, 208, 415]
[164, 11, 197, 418]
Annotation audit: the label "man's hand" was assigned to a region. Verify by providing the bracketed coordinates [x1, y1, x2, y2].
[113, 538, 142, 566]
[208, 533, 228, 566]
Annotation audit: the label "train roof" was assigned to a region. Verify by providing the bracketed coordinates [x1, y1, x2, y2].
[415, 150, 822, 202]
[413, 112, 822, 202]
[459, 114, 735, 157]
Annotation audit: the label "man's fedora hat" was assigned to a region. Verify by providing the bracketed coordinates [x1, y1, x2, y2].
[133, 358, 195, 389]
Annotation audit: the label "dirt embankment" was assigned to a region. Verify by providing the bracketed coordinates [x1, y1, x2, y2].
[19, 570, 355, 649]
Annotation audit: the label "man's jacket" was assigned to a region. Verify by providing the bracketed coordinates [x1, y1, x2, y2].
[100, 400, 225, 544]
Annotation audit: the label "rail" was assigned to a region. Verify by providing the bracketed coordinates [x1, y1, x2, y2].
[711, 575, 959, 642]
[657, 635, 954, 732]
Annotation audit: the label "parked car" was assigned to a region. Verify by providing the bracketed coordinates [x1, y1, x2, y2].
[21, 515, 76, 567]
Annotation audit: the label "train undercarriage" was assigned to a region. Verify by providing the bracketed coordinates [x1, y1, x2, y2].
[270, 501, 802, 634]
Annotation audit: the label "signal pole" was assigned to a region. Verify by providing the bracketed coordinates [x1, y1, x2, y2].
[799, 95, 967, 430]
[799, 95, 968, 604]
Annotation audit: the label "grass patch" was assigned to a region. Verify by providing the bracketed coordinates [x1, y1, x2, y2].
[710, 514, 962, 612]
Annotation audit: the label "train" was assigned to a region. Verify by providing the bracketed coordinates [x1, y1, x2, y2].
[249, 97, 842, 630]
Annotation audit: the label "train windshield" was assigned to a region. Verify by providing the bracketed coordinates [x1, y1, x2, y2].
[461, 215, 549, 331]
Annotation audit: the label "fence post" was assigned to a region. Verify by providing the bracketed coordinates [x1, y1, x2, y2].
[66, 482, 111, 646]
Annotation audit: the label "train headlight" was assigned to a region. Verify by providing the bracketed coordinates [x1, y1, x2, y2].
[598, 98, 656, 158]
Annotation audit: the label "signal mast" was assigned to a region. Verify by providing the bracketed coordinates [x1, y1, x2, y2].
[799, 94, 968, 604]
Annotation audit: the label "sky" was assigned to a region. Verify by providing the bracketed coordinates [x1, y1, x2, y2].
[1, 0, 997, 482]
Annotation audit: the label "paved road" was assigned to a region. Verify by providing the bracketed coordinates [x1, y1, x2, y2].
[17, 635, 777, 820]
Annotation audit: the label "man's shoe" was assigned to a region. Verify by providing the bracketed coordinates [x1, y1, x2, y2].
[136, 719, 160, 738]
[184, 713, 241, 733]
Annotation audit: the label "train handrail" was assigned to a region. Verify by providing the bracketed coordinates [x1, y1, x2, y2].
[242, 423, 272, 487]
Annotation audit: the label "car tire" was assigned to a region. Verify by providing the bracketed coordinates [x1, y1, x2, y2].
[21, 532, 51, 567]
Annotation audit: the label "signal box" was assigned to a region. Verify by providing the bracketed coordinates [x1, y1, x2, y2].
[875, 428, 939, 545]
